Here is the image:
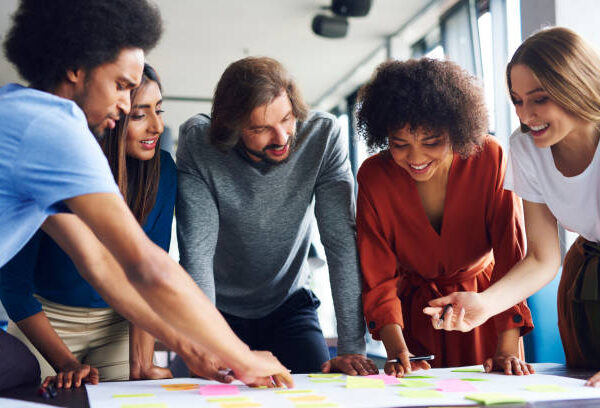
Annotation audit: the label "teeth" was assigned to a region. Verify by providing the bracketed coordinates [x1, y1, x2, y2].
[410, 163, 429, 170]
[141, 140, 155, 145]
[529, 124, 549, 131]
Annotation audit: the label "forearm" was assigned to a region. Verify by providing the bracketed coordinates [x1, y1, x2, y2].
[482, 252, 559, 317]
[129, 324, 156, 377]
[495, 327, 521, 356]
[16, 312, 79, 371]
[379, 324, 407, 357]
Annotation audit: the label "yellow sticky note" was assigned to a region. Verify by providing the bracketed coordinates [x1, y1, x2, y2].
[294, 404, 339, 408]
[120, 404, 167, 408]
[113, 394, 155, 398]
[219, 402, 261, 408]
[275, 389, 313, 394]
[397, 389, 443, 398]
[309, 379, 345, 383]
[451, 368, 484, 373]
[287, 395, 328, 402]
[161, 383, 199, 391]
[346, 376, 385, 389]
[206, 396, 252, 403]
[465, 392, 526, 405]
[308, 373, 342, 378]
[525, 384, 567, 392]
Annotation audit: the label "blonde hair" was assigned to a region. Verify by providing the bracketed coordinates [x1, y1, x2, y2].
[507, 27, 600, 132]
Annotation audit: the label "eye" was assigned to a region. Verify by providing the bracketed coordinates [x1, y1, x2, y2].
[424, 141, 440, 147]
[511, 98, 523, 106]
[131, 113, 145, 120]
[391, 143, 407, 149]
[156, 109, 165, 116]
[534, 96, 549, 104]
[116, 82, 125, 91]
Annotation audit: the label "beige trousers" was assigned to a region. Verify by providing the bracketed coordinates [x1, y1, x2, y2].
[8, 296, 129, 382]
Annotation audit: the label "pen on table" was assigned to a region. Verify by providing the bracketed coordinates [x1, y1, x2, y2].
[386, 355, 435, 364]
[436, 303, 453, 329]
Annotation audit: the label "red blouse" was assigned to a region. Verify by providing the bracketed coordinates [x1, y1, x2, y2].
[357, 137, 533, 367]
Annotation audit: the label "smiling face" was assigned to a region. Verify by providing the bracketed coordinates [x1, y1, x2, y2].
[388, 125, 453, 183]
[72, 48, 144, 139]
[125, 80, 164, 161]
[509, 64, 587, 148]
[240, 91, 297, 164]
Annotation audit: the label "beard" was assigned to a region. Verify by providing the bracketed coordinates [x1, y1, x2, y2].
[242, 130, 298, 165]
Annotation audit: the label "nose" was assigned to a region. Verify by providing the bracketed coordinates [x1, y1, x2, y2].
[149, 112, 164, 135]
[406, 146, 425, 163]
[516, 102, 534, 125]
[272, 124, 289, 146]
[117, 91, 131, 115]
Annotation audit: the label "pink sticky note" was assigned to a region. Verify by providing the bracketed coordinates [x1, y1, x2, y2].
[199, 384, 240, 396]
[436, 379, 478, 392]
[366, 374, 400, 385]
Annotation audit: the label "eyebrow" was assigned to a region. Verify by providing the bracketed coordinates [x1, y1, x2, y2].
[133, 99, 163, 109]
[390, 134, 441, 142]
[511, 87, 545, 97]
[119, 76, 139, 89]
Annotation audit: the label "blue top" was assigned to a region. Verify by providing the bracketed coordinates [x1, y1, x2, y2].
[0, 150, 177, 321]
[0, 83, 120, 267]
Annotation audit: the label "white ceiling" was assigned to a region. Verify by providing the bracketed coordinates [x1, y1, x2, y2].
[0, 0, 443, 130]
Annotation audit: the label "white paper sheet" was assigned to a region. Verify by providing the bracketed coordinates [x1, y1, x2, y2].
[0, 397, 58, 407]
[85, 364, 600, 407]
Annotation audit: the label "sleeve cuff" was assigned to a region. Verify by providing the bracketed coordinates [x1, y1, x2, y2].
[365, 304, 404, 341]
[493, 301, 534, 337]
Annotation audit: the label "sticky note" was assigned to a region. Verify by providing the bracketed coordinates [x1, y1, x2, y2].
[403, 375, 435, 379]
[275, 389, 313, 394]
[346, 376, 385, 389]
[397, 389, 443, 398]
[436, 379, 478, 392]
[294, 404, 339, 408]
[206, 396, 252, 402]
[451, 368, 484, 373]
[287, 395, 328, 402]
[366, 374, 400, 385]
[199, 384, 240, 396]
[309, 379, 345, 383]
[120, 404, 167, 408]
[219, 402, 261, 408]
[397, 379, 433, 388]
[113, 394, 155, 398]
[161, 383, 199, 391]
[308, 373, 342, 378]
[465, 392, 526, 405]
[460, 378, 488, 382]
[525, 384, 567, 392]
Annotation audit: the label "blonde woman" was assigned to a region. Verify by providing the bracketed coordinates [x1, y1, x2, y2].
[425, 27, 600, 386]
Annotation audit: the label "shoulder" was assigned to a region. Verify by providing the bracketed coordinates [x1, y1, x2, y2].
[357, 152, 392, 184]
[178, 113, 211, 147]
[475, 136, 505, 167]
[508, 127, 537, 159]
[298, 111, 340, 141]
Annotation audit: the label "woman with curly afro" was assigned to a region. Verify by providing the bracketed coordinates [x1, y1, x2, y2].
[356, 58, 533, 377]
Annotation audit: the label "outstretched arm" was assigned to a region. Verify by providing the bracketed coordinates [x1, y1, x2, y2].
[424, 200, 561, 331]
[44, 197, 292, 388]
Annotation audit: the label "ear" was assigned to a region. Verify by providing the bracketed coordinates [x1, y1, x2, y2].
[65, 68, 86, 85]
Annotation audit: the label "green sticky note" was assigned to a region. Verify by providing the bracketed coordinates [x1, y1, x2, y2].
[346, 376, 385, 389]
[308, 373, 342, 378]
[120, 404, 167, 408]
[403, 375, 435, 379]
[206, 396, 252, 402]
[525, 384, 567, 392]
[309, 379, 346, 383]
[294, 403, 339, 408]
[274, 389, 313, 394]
[461, 378, 489, 382]
[113, 394, 155, 398]
[397, 389, 443, 398]
[397, 379, 433, 388]
[451, 368, 484, 373]
[465, 392, 526, 405]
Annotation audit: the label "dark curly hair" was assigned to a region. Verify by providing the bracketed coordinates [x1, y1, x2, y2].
[4, 0, 162, 91]
[356, 58, 488, 158]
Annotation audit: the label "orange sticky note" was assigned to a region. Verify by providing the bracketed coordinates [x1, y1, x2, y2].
[161, 383, 199, 391]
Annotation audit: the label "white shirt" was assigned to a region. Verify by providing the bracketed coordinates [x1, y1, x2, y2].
[504, 128, 600, 242]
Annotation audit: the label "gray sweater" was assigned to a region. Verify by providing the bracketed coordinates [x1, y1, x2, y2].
[176, 111, 365, 355]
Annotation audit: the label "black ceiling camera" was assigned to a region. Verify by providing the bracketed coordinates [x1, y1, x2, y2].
[311, 0, 371, 39]
[331, 0, 372, 17]
[312, 14, 349, 38]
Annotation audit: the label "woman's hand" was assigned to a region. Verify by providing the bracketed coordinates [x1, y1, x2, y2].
[379, 324, 430, 377]
[232, 350, 293, 388]
[423, 291, 492, 332]
[130, 363, 173, 380]
[586, 371, 600, 387]
[483, 353, 534, 375]
[42, 361, 99, 388]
